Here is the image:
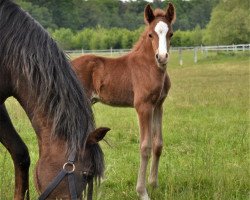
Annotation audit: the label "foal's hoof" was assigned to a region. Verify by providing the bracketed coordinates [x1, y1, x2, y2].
[139, 193, 151, 200]
[136, 186, 150, 200]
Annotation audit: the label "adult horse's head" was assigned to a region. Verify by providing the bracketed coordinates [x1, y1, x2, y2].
[0, 0, 109, 199]
[35, 127, 110, 199]
[144, 3, 176, 69]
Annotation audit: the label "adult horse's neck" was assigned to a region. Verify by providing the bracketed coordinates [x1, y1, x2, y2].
[14, 85, 66, 158]
[13, 79, 82, 197]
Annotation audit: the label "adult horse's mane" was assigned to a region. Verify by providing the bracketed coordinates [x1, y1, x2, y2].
[0, 0, 95, 155]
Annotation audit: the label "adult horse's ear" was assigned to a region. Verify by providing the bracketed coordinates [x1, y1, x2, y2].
[87, 127, 110, 144]
[165, 3, 176, 24]
[144, 4, 155, 24]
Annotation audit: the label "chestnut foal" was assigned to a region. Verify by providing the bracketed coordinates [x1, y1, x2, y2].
[0, 0, 109, 199]
[72, 3, 175, 200]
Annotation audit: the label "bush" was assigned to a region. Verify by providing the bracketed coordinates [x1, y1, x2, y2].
[51, 28, 75, 49]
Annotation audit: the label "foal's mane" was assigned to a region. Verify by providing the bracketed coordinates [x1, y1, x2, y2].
[132, 8, 167, 52]
[0, 0, 94, 154]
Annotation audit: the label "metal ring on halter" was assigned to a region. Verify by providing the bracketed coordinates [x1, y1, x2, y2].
[63, 162, 75, 173]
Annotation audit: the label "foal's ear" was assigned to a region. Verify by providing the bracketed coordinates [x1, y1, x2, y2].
[144, 4, 155, 24]
[165, 3, 176, 24]
[87, 127, 110, 144]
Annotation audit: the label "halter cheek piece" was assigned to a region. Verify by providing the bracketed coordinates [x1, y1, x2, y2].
[38, 151, 87, 200]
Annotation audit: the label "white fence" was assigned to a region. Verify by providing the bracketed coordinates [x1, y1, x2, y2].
[66, 44, 249, 55]
[172, 44, 249, 65]
[66, 48, 131, 56]
[171, 44, 250, 52]
[66, 44, 249, 65]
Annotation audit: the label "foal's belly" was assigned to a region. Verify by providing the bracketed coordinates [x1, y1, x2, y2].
[93, 85, 134, 107]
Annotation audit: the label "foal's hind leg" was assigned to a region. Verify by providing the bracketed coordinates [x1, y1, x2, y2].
[149, 105, 163, 188]
[135, 103, 153, 200]
[0, 104, 30, 200]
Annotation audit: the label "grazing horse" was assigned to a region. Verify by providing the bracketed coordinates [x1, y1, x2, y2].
[72, 3, 176, 200]
[0, 0, 110, 199]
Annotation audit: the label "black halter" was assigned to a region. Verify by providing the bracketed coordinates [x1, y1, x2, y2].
[38, 151, 85, 200]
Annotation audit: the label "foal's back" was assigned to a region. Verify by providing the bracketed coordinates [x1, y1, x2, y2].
[72, 54, 135, 106]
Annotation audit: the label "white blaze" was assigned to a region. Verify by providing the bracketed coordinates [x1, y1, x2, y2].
[154, 21, 169, 57]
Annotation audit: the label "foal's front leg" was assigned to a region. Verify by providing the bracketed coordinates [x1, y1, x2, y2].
[0, 104, 30, 200]
[135, 103, 153, 200]
[149, 105, 163, 188]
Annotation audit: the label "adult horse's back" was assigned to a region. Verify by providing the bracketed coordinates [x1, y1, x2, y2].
[0, 0, 109, 199]
[72, 3, 176, 200]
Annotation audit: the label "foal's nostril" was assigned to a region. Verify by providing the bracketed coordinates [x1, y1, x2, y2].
[155, 54, 159, 60]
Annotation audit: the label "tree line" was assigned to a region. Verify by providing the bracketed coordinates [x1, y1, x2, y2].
[15, 0, 249, 49]
[15, 0, 218, 31]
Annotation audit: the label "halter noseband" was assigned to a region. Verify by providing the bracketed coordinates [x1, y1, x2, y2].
[38, 151, 86, 200]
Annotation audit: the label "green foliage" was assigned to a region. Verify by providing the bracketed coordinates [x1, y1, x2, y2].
[73, 28, 95, 50]
[51, 27, 143, 50]
[172, 26, 203, 47]
[24, 0, 79, 30]
[51, 25, 204, 50]
[171, 0, 218, 30]
[16, 0, 217, 31]
[51, 28, 75, 50]
[14, 0, 56, 29]
[203, 0, 250, 45]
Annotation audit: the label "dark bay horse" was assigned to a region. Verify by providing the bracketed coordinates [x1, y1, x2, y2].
[0, 0, 110, 199]
[72, 3, 176, 200]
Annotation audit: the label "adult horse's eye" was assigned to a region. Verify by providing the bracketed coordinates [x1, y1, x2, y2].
[169, 33, 173, 38]
[148, 33, 153, 38]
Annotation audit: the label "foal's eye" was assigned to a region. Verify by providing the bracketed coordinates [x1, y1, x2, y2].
[148, 33, 153, 38]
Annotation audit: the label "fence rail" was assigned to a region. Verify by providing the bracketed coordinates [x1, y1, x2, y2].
[66, 44, 250, 55]
[66, 44, 249, 66]
[171, 44, 250, 52]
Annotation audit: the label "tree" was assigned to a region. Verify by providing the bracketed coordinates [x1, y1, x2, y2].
[203, 0, 250, 45]
[170, 0, 218, 31]
[16, 0, 219, 32]
[14, 0, 56, 29]
[24, 0, 79, 30]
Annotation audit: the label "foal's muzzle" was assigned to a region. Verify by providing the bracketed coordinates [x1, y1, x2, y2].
[155, 53, 168, 66]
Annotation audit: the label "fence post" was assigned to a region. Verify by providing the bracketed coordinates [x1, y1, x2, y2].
[110, 47, 113, 56]
[179, 48, 183, 66]
[194, 47, 198, 63]
[82, 49, 84, 54]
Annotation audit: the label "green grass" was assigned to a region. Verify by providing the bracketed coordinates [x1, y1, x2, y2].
[0, 51, 249, 200]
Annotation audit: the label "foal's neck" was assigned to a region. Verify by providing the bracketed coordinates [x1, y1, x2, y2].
[131, 30, 156, 64]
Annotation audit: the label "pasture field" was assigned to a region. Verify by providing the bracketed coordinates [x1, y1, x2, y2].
[0, 51, 249, 200]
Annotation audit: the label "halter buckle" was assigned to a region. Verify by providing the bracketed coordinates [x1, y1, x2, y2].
[63, 162, 75, 174]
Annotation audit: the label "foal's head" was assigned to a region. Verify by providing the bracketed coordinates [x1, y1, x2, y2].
[144, 3, 176, 69]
